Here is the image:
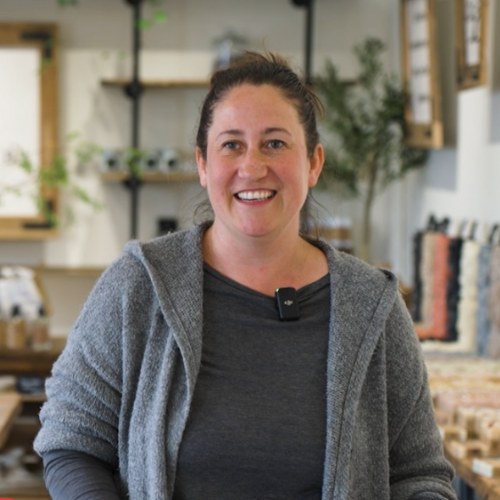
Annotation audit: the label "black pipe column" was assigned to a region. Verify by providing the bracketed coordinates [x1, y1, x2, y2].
[291, 0, 315, 85]
[292, 0, 316, 232]
[124, 0, 144, 240]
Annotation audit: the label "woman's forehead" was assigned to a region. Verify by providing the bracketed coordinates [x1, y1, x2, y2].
[210, 84, 299, 125]
[219, 82, 290, 103]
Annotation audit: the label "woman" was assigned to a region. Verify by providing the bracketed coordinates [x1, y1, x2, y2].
[35, 52, 457, 500]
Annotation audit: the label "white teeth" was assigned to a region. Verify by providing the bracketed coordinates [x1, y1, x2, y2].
[236, 190, 275, 201]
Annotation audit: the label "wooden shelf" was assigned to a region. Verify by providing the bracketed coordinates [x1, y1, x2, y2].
[38, 266, 105, 277]
[19, 393, 47, 403]
[2, 265, 105, 277]
[101, 78, 209, 89]
[100, 171, 199, 183]
[0, 220, 58, 241]
[0, 338, 66, 377]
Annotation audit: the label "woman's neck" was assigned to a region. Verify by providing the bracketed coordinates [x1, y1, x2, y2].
[202, 224, 328, 297]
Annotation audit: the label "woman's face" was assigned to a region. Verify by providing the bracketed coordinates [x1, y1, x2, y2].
[196, 83, 324, 243]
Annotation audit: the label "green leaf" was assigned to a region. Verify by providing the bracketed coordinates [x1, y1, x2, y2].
[124, 147, 146, 178]
[65, 131, 81, 143]
[70, 183, 104, 210]
[4, 131, 104, 228]
[153, 11, 167, 23]
[138, 19, 153, 30]
[16, 150, 34, 173]
[316, 36, 427, 202]
[39, 57, 53, 75]
[75, 142, 103, 163]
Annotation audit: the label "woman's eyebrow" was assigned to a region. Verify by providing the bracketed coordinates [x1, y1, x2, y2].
[215, 127, 292, 141]
[263, 127, 291, 136]
[216, 129, 243, 140]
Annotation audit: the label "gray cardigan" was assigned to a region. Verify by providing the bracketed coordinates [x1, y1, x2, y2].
[34, 223, 457, 500]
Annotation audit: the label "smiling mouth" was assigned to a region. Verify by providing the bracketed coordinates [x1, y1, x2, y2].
[235, 190, 277, 202]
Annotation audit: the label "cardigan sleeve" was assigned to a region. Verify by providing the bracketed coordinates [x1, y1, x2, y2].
[34, 253, 151, 468]
[385, 295, 457, 500]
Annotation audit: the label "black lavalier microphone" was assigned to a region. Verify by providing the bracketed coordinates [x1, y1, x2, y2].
[275, 287, 300, 321]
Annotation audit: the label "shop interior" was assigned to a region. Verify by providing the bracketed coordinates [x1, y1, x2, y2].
[1, 0, 500, 498]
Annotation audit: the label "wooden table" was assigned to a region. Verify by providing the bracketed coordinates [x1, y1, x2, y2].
[444, 442, 500, 500]
[0, 392, 22, 450]
[0, 341, 65, 500]
[0, 392, 50, 499]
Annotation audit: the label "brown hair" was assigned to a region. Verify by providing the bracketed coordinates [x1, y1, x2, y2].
[195, 51, 324, 160]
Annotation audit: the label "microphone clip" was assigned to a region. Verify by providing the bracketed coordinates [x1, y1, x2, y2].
[275, 287, 300, 321]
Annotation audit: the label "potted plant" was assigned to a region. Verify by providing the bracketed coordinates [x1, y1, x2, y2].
[315, 37, 428, 263]
[1, 132, 103, 228]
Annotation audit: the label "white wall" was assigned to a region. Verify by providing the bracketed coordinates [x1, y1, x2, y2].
[0, 0, 396, 334]
[5, 0, 499, 332]
[0, 0, 395, 268]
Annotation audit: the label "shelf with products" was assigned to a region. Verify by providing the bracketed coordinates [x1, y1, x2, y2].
[1, 264, 101, 359]
[97, 0, 214, 241]
[444, 442, 500, 500]
[100, 170, 199, 183]
[0, 338, 66, 377]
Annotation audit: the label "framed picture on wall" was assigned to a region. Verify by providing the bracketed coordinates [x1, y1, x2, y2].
[400, 0, 443, 149]
[455, 0, 488, 90]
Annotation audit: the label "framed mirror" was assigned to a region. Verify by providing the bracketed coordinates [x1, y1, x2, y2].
[0, 23, 59, 240]
[455, 0, 488, 90]
[400, 0, 443, 149]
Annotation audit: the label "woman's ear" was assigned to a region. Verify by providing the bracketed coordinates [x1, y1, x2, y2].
[307, 143, 325, 188]
[196, 147, 208, 188]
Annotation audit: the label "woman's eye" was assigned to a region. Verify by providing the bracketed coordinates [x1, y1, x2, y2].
[223, 141, 239, 150]
[268, 140, 284, 149]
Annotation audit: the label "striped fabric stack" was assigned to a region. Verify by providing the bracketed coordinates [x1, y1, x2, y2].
[412, 217, 500, 356]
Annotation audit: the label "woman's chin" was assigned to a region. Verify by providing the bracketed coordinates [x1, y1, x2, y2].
[233, 220, 292, 241]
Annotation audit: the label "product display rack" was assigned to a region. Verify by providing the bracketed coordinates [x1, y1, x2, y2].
[102, 0, 205, 240]
[0, 339, 66, 377]
[122, 0, 143, 240]
[110, 0, 319, 239]
[444, 442, 500, 500]
[291, 0, 315, 84]
[100, 171, 199, 183]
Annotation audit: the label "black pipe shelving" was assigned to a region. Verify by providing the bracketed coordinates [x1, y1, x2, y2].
[120, 0, 316, 239]
[291, 0, 316, 231]
[291, 0, 315, 85]
[123, 0, 144, 240]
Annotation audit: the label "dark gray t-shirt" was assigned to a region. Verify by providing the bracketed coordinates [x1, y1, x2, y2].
[43, 265, 330, 500]
[173, 264, 330, 500]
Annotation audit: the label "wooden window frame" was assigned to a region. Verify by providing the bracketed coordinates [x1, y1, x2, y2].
[400, 0, 443, 149]
[0, 23, 59, 240]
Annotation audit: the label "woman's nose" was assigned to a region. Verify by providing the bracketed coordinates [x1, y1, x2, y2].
[238, 148, 268, 180]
